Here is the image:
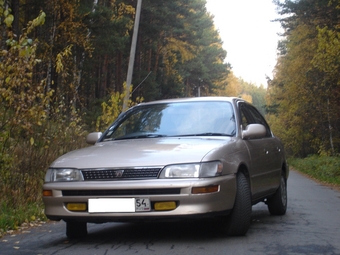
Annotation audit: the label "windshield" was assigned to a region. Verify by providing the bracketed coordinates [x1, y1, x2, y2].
[102, 101, 236, 141]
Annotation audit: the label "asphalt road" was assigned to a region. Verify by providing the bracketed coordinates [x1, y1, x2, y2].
[1, 170, 340, 255]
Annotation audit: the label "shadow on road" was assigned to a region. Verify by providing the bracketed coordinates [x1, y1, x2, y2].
[54, 203, 274, 244]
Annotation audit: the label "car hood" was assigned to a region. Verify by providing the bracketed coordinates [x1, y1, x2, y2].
[50, 137, 234, 169]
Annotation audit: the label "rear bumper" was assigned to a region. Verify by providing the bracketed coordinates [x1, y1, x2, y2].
[43, 174, 236, 223]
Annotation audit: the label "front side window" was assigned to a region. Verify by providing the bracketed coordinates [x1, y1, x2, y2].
[101, 101, 236, 141]
[239, 103, 272, 137]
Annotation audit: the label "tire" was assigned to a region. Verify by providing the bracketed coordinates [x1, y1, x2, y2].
[66, 221, 88, 239]
[223, 172, 252, 236]
[267, 173, 287, 215]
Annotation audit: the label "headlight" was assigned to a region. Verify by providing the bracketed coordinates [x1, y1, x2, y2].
[44, 168, 84, 182]
[162, 164, 200, 178]
[160, 161, 223, 178]
[200, 161, 223, 177]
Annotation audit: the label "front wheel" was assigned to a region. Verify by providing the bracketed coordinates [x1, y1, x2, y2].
[267, 173, 287, 215]
[66, 221, 87, 239]
[222, 172, 252, 236]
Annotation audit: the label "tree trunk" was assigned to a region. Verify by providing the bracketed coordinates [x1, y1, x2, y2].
[116, 52, 123, 92]
[12, 0, 20, 38]
[327, 98, 335, 155]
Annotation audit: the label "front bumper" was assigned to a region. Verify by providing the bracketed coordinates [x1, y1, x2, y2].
[43, 174, 236, 223]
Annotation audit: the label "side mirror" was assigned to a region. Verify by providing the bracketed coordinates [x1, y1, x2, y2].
[86, 132, 102, 145]
[242, 124, 266, 139]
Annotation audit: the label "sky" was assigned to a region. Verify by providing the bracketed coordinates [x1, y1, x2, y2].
[205, 0, 283, 86]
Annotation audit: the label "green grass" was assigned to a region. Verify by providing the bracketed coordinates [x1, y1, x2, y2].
[0, 202, 47, 238]
[289, 155, 340, 186]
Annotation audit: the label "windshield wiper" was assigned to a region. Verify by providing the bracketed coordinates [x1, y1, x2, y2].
[177, 132, 233, 137]
[113, 133, 167, 140]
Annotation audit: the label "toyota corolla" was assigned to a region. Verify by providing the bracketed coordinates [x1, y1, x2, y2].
[43, 97, 289, 238]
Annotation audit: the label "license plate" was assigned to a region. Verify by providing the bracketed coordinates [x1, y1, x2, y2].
[135, 198, 151, 212]
[88, 198, 150, 213]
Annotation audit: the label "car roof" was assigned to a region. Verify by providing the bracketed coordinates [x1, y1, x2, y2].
[136, 96, 245, 106]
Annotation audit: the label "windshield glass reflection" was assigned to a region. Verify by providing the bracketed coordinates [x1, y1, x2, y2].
[102, 101, 235, 140]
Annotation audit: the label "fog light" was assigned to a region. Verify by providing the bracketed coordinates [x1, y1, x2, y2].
[66, 203, 87, 212]
[192, 185, 219, 194]
[43, 190, 53, 196]
[154, 201, 176, 211]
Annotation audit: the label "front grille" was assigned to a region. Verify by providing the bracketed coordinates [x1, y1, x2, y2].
[62, 188, 181, 196]
[81, 168, 161, 180]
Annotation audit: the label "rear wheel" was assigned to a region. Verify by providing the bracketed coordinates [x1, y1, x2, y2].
[66, 221, 87, 239]
[267, 173, 287, 215]
[222, 172, 252, 236]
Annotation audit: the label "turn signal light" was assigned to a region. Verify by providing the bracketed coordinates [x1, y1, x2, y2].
[42, 190, 53, 196]
[66, 203, 87, 212]
[154, 201, 176, 211]
[192, 185, 219, 194]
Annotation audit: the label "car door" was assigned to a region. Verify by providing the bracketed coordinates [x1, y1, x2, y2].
[239, 103, 281, 199]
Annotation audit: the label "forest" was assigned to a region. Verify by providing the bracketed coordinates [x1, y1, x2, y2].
[0, 0, 340, 234]
[0, 0, 266, 232]
[268, 0, 340, 157]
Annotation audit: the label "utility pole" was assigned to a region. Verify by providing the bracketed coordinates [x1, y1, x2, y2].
[198, 78, 203, 97]
[122, 0, 142, 112]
